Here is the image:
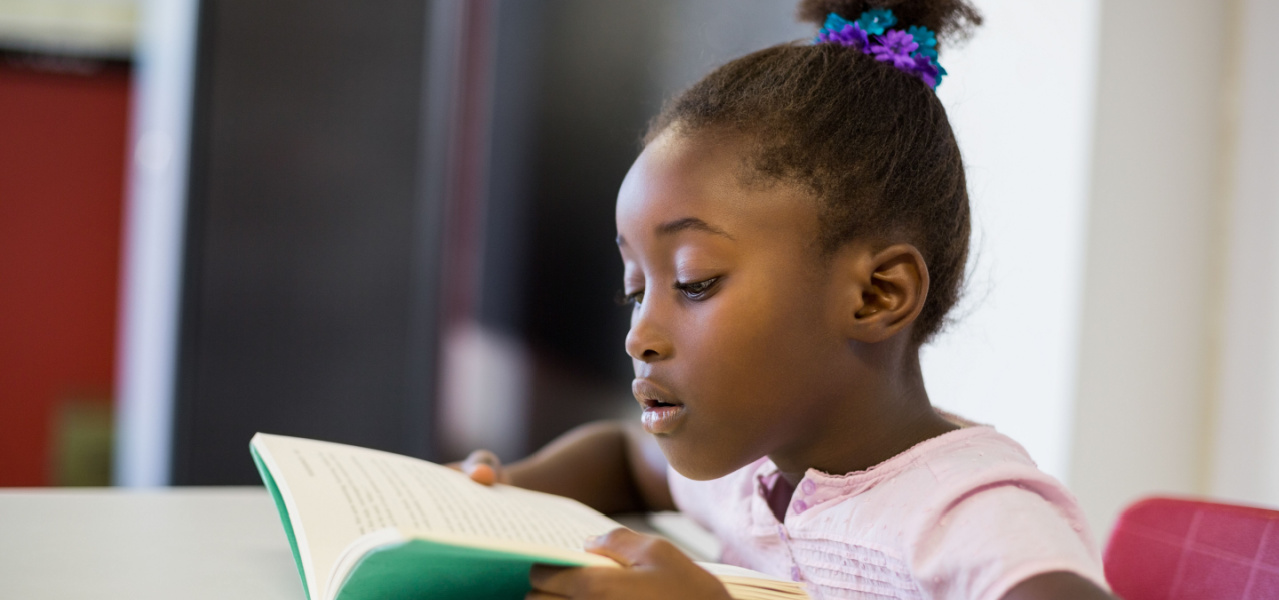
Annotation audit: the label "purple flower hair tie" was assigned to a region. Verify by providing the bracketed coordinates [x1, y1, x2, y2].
[817, 21, 870, 50]
[814, 10, 947, 89]
[870, 29, 920, 69]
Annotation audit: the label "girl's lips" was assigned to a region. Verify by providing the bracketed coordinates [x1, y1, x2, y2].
[632, 378, 686, 434]
[641, 404, 686, 435]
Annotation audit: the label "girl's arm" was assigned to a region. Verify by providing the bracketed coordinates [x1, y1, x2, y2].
[1001, 572, 1117, 600]
[458, 420, 675, 515]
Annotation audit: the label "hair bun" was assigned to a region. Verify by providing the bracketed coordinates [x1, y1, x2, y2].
[797, 0, 982, 46]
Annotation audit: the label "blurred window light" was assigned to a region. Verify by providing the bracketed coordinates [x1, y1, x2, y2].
[113, 0, 197, 487]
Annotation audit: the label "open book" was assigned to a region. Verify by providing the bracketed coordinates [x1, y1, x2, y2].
[251, 433, 809, 600]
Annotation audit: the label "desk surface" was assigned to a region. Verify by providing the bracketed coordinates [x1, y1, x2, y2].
[0, 488, 695, 600]
[0, 488, 303, 600]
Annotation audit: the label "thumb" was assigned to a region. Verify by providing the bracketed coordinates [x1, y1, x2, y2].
[585, 528, 683, 568]
[461, 450, 502, 485]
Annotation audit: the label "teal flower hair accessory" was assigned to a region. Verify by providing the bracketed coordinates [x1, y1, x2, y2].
[815, 9, 947, 89]
[856, 8, 897, 35]
[907, 26, 938, 59]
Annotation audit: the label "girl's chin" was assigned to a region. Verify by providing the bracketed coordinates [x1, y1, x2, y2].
[661, 442, 761, 482]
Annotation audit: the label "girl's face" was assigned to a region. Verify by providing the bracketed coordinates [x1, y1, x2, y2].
[616, 130, 856, 480]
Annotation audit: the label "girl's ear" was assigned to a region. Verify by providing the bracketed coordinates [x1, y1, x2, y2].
[837, 243, 930, 343]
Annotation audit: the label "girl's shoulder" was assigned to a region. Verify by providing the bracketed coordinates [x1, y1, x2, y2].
[801, 420, 1041, 491]
[800, 425, 1107, 599]
[901, 420, 1042, 480]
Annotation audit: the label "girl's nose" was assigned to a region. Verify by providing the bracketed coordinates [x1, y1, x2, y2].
[625, 304, 673, 362]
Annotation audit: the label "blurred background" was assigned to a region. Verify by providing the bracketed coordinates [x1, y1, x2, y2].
[2, 0, 1277, 538]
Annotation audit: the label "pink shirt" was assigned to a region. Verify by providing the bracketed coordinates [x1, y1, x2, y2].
[669, 425, 1109, 600]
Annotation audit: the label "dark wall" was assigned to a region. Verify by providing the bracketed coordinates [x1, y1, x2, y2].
[173, 0, 440, 484]
[476, 0, 671, 452]
[519, 0, 664, 378]
[172, 0, 681, 482]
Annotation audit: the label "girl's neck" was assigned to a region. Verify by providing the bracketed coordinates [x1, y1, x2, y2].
[771, 344, 959, 486]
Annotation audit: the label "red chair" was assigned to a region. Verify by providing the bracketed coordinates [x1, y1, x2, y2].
[1104, 496, 1279, 599]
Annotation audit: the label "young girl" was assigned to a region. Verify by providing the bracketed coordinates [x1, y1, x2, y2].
[458, 1, 1114, 598]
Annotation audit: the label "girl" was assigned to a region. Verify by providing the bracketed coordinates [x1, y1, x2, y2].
[458, 1, 1114, 598]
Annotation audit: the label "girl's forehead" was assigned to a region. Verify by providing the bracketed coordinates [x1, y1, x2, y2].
[616, 131, 817, 244]
[618, 133, 737, 210]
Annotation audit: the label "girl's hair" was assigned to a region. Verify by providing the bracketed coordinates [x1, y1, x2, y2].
[645, 0, 982, 344]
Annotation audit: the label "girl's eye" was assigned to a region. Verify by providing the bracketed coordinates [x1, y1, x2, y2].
[675, 277, 719, 300]
[616, 289, 644, 307]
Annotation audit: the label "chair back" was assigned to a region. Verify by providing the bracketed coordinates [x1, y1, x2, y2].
[1105, 496, 1279, 599]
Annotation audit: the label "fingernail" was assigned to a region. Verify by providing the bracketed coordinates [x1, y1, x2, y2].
[584, 535, 599, 545]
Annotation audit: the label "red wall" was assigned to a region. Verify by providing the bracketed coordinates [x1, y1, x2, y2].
[0, 59, 131, 486]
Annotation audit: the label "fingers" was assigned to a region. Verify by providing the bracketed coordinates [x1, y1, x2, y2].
[460, 449, 502, 485]
[469, 463, 498, 486]
[584, 528, 682, 568]
[528, 533, 711, 600]
[529, 564, 575, 596]
[529, 565, 622, 599]
[529, 532, 725, 600]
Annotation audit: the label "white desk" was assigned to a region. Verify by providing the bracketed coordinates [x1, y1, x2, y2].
[0, 488, 714, 600]
[0, 488, 303, 600]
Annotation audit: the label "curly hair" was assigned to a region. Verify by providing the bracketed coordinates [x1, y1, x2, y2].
[645, 0, 982, 344]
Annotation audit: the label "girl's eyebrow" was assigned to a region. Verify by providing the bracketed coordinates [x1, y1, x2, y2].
[616, 217, 735, 247]
[613, 217, 736, 245]
[657, 217, 734, 239]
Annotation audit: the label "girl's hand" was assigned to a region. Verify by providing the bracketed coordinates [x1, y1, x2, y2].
[527, 528, 732, 600]
[447, 449, 507, 486]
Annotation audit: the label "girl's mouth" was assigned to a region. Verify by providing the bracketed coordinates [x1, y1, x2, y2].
[640, 402, 686, 435]
[642, 398, 679, 409]
[633, 379, 687, 435]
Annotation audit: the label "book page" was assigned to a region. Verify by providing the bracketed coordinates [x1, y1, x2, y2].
[253, 433, 624, 599]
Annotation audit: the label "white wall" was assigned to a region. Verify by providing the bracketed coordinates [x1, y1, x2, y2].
[1068, 0, 1231, 534]
[1208, 0, 1279, 507]
[923, 0, 1100, 483]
